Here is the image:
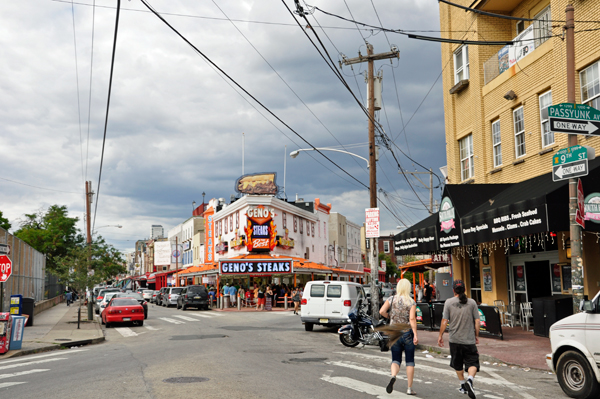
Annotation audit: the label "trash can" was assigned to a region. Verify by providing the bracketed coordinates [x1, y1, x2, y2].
[223, 296, 229, 308]
[9, 315, 26, 350]
[21, 298, 35, 327]
[0, 313, 13, 354]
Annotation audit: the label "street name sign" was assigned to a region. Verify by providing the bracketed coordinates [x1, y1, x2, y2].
[548, 103, 600, 136]
[0, 255, 12, 282]
[553, 145, 588, 181]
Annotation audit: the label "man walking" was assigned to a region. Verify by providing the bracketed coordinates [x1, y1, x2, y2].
[65, 291, 72, 306]
[437, 280, 480, 399]
[423, 280, 433, 303]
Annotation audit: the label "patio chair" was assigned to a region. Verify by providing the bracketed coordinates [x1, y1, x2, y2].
[504, 301, 520, 328]
[493, 300, 506, 326]
[520, 302, 534, 331]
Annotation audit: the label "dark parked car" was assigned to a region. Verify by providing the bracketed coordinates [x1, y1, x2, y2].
[157, 287, 168, 304]
[177, 285, 210, 310]
[114, 292, 148, 319]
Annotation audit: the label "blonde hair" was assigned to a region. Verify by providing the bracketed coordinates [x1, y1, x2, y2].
[395, 278, 414, 305]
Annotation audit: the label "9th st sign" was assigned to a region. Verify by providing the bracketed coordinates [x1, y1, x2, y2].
[0, 255, 12, 282]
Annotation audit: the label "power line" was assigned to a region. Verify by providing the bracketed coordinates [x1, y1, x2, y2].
[0, 177, 80, 194]
[138, 0, 370, 192]
[70, 1, 85, 187]
[85, 0, 97, 181]
[92, 0, 121, 232]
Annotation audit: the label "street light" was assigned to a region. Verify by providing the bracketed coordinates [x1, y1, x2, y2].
[290, 148, 370, 168]
[92, 225, 122, 235]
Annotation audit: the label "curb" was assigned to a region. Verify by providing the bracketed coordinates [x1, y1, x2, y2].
[416, 343, 550, 372]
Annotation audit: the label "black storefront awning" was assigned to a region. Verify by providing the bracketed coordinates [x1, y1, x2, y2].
[395, 157, 600, 255]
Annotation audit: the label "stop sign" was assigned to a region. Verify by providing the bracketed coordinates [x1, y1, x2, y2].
[0, 255, 12, 282]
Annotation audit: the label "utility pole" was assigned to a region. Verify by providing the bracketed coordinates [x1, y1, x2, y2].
[175, 236, 179, 287]
[86, 181, 93, 320]
[565, 5, 583, 313]
[343, 43, 399, 320]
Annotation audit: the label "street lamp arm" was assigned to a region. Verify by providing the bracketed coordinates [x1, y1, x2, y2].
[290, 148, 369, 168]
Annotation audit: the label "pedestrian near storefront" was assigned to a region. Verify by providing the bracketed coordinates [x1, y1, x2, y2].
[378, 279, 418, 395]
[416, 285, 423, 302]
[229, 284, 237, 307]
[256, 286, 265, 311]
[437, 280, 480, 399]
[423, 280, 433, 303]
[292, 286, 301, 315]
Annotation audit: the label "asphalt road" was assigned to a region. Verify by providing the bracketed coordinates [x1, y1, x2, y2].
[0, 303, 566, 399]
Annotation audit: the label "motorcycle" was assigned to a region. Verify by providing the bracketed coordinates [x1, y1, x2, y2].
[338, 299, 388, 349]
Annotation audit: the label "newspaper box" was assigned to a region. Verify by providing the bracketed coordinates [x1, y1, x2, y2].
[10, 315, 27, 350]
[0, 313, 13, 354]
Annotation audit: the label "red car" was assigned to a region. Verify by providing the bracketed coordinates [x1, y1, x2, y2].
[102, 298, 144, 327]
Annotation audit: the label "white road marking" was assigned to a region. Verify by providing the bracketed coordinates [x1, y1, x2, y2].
[484, 369, 536, 399]
[325, 360, 423, 383]
[0, 358, 65, 371]
[483, 395, 505, 399]
[159, 317, 184, 324]
[144, 325, 159, 331]
[0, 382, 26, 388]
[337, 352, 533, 390]
[0, 369, 50, 379]
[0, 349, 88, 365]
[321, 374, 413, 398]
[115, 327, 138, 337]
[174, 315, 199, 322]
[186, 313, 213, 319]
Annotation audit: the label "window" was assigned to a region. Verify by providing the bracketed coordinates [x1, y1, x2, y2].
[299, 218, 303, 234]
[230, 215, 233, 232]
[224, 217, 227, 234]
[307, 220, 310, 236]
[533, 7, 551, 47]
[294, 216, 298, 232]
[310, 285, 325, 298]
[580, 61, 600, 109]
[454, 45, 469, 84]
[516, 20, 525, 35]
[311, 222, 315, 237]
[492, 120, 502, 167]
[539, 90, 553, 147]
[236, 212, 239, 229]
[513, 107, 526, 158]
[282, 212, 287, 229]
[459, 134, 474, 181]
[383, 241, 390, 253]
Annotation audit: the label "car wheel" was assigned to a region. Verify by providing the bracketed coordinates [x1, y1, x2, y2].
[304, 322, 314, 332]
[144, 312, 148, 319]
[557, 350, 600, 399]
[101, 317, 105, 325]
[105, 322, 111, 328]
[139, 320, 144, 326]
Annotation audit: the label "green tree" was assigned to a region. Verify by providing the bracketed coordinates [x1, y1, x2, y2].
[379, 253, 399, 282]
[0, 211, 11, 231]
[14, 205, 83, 273]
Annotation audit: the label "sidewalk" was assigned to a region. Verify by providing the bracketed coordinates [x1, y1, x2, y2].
[0, 302, 104, 360]
[415, 326, 551, 370]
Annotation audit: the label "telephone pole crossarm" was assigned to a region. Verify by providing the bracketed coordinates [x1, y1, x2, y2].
[342, 50, 399, 66]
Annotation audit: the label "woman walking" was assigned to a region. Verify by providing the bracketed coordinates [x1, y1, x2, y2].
[378, 278, 418, 395]
[292, 286, 302, 315]
[256, 286, 265, 311]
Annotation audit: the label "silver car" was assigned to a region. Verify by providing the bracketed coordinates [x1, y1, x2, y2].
[161, 287, 184, 307]
[142, 290, 154, 301]
[97, 292, 120, 315]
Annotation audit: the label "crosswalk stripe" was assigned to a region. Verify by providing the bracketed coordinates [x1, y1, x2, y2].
[0, 369, 50, 380]
[0, 350, 87, 366]
[159, 317, 184, 324]
[0, 382, 27, 388]
[174, 316, 198, 321]
[0, 358, 65, 371]
[186, 313, 213, 319]
[115, 327, 138, 337]
[321, 374, 412, 398]
[325, 360, 423, 383]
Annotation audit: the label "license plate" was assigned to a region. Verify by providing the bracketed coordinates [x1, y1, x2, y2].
[319, 318, 329, 323]
[123, 317, 131, 321]
[194, 296, 200, 299]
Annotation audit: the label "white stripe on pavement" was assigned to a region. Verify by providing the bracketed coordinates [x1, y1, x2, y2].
[159, 317, 184, 324]
[484, 369, 536, 399]
[0, 369, 50, 380]
[174, 316, 199, 322]
[325, 360, 423, 383]
[115, 327, 138, 337]
[144, 325, 159, 331]
[0, 382, 26, 388]
[321, 374, 413, 398]
[0, 358, 65, 371]
[0, 349, 88, 365]
[186, 313, 213, 319]
[483, 395, 505, 399]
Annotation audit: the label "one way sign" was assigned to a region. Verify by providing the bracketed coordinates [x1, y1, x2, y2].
[553, 159, 588, 181]
[548, 103, 600, 136]
[550, 118, 600, 135]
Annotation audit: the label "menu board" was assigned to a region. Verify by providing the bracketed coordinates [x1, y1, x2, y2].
[562, 264, 572, 291]
[552, 264, 562, 293]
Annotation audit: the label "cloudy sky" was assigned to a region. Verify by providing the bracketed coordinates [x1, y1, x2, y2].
[0, 0, 447, 253]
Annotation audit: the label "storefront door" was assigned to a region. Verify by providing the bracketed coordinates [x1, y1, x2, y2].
[469, 257, 481, 304]
[525, 260, 551, 300]
[509, 251, 558, 307]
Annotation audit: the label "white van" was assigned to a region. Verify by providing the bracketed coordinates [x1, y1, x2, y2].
[546, 290, 600, 399]
[300, 281, 365, 331]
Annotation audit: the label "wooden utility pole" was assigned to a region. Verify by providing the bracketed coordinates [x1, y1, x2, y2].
[85, 181, 93, 320]
[342, 43, 399, 320]
[565, 5, 583, 313]
[175, 236, 179, 287]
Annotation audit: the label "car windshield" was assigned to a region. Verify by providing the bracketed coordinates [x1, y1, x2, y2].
[119, 293, 143, 300]
[187, 286, 206, 294]
[111, 299, 139, 307]
[104, 293, 118, 301]
[143, 290, 153, 294]
[171, 288, 183, 294]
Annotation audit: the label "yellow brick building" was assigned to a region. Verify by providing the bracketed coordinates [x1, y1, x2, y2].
[435, 1, 600, 311]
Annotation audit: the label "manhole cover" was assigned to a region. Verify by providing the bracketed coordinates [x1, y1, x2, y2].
[286, 358, 327, 363]
[55, 339, 72, 341]
[163, 377, 209, 384]
[170, 335, 227, 341]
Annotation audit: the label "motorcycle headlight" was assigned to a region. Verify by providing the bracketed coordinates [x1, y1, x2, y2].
[347, 319, 351, 322]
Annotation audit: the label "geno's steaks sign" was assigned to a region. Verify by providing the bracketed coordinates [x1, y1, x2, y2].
[219, 259, 293, 275]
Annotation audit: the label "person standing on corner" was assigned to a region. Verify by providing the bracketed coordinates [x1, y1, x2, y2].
[292, 286, 301, 315]
[229, 284, 237, 308]
[437, 280, 480, 399]
[423, 279, 433, 303]
[378, 279, 418, 395]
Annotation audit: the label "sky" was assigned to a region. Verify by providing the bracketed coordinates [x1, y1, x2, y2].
[0, 0, 448, 254]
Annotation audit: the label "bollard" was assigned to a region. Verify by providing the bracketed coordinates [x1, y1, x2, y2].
[237, 295, 241, 310]
[219, 296, 223, 309]
[284, 294, 288, 310]
[223, 296, 229, 308]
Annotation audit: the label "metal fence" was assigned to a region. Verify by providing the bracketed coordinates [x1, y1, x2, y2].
[0, 227, 47, 312]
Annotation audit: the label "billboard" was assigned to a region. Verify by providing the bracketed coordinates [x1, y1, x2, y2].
[235, 172, 278, 195]
[154, 241, 171, 266]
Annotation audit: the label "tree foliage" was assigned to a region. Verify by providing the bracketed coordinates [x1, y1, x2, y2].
[0, 211, 11, 231]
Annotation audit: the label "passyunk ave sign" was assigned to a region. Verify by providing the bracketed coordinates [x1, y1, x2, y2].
[547, 103, 600, 136]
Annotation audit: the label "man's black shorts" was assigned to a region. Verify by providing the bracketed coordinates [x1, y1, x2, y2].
[449, 343, 480, 372]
